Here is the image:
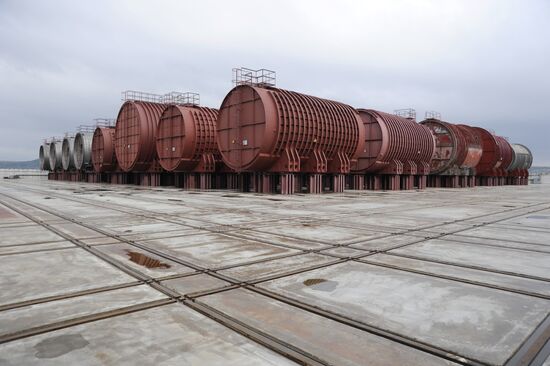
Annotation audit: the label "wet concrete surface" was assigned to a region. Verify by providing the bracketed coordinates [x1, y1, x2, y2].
[0, 177, 549, 365]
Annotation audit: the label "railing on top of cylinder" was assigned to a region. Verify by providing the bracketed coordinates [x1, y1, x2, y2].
[232, 67, 276, 87]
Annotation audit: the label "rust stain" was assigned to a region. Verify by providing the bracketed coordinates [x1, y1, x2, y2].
[125, 250, 171, 269]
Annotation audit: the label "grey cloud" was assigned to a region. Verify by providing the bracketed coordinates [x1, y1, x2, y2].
[0, 0, 548, 164]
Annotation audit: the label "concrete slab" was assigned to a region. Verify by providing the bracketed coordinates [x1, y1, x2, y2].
[260, 261, 550, 365]
[0, 225, 65, 246]
[161, 274, 230, 296]
[218, 253, 337, 282]
[140, 232, 301, 269]
[390, 239, 550, 279]
[0, 304, 297, 366]
[0, 241, 75, 255]
[364, 253, 550, 297]
[0, 285, 167, 337]
[0, 248, 136, 306]
[200, 288, 459, 366]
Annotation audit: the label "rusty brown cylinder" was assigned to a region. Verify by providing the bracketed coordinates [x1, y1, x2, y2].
[353, 109, 435, 173]
[495, 136, 513, 172]
[156, 105, 220, 172]
[421, 119, 482, 174]
[114, 101, 165, 172]
[217, 85, 364, 173]
[471, 126, 502, 175]
[455, 124, 483, 169]
[92, 127, 117, 172]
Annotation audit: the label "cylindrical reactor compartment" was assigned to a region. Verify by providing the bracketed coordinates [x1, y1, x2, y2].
[494, 136, 513, 172]
[92, 127, 117, 172]
[114, 101, 165, 172]
[49, 140, 63, 171]
[508, 143, 533, 171]
[61, 136, 76, 171]
[217, 85, 364, 173]
[353, 109, 434, 173]
[421, 119, 482, 174]
[39, 143, 51, 171]
[74, 132, 93, 170]
[156, 105, 220, 172]
[471, 127, 502, 175]
[454, 124, 483, 170]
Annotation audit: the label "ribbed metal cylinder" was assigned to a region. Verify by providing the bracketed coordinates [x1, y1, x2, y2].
[217, 85, 364, 173]
[74, 132, 93, 170]
[508, 143, 533, 171]
[156, 105, 220, 172]
[92, 127, 117, 172]
[472, 127, 501, 175]
[495, 136, 513, 172]
[39, 143, 51, 171]
[114, 101, 165, 172]
[62, 136, 76, 171]
[354, 109, 435, 173]
[455, 125, 483, 169]
[49, 140, 63, 170]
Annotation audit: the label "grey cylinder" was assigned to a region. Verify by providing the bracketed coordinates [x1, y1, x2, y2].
[62, 137, 76, 171]
[509, 143, 533, 171]
[49, 140, 63, 170]
[39, 143, 52, 171]
[74, 132, 93, 170]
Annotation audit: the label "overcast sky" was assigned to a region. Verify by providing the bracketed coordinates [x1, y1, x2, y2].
[1, 0, 549, 164]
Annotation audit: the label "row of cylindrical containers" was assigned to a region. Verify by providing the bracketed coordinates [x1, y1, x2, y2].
[39, 84, 533, 177]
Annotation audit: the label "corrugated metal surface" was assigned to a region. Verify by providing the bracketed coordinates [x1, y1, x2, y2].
[48, 140, 63, 171]
[455, 125, 483, 169]
[156, 105, 219, 172]
[495, 136, 513, 172]
[114, 101, 165, 172]
[217, 85, 364, 173]
[61, 137, 76, 171]
[74, 132, 93, 170]
[354, 110, 434, 173]
[509, 143, 533, 171]
[472, 127, 501, 175]
[91, 127, 117, 172]
[38, 143, 51, 171]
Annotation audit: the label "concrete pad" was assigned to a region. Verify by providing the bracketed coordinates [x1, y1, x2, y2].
[0, 225, 65, 246]
[0, 285, 167, 337]
[0, 241, 75, 255]
[0, 304, 297, 366]
[200, 288, 458, 366]
[390, 239, 550, 279]
[0, 248, 136, 306]
[364, 253, 550, 297]
[161, 274, 229, 295]
[140, 232, 301, 269]
[454, 225, 550, 246]
[218, 253, 337, 282]
[257, 222, 385, 245]
[260, 261, 550, 365]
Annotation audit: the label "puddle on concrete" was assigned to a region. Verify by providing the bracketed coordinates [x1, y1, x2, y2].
[303, 278, 338, 292]
[125, 250, 171, 269]
[527, 215, 549, 220]
[267, 198, 284, 202]
[124, 230, 133, 233]
[34, 334, 89, 359]
[44, 197, 52, 199]
[168, 199, 182, 202]
[222, 194, 242, 198]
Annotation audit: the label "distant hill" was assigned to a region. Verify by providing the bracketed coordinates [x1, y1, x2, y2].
[0, 159, 40, 169]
